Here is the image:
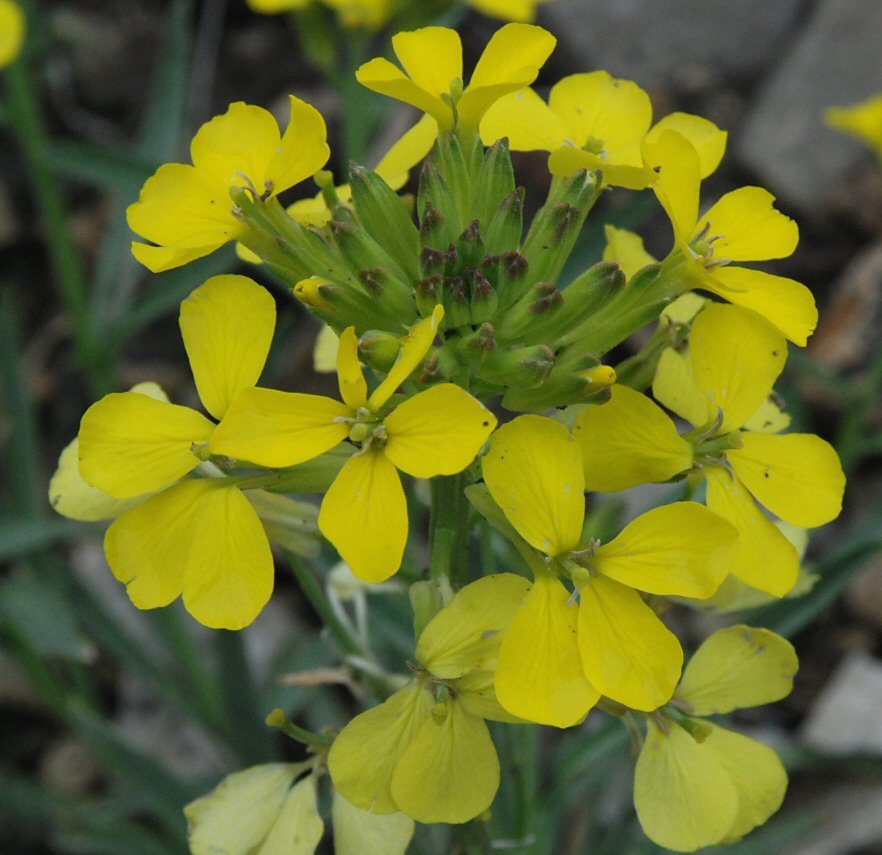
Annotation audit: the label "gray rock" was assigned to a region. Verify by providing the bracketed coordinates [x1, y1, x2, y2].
[543, 0, 805, 89]
[737, 0, 882, 214]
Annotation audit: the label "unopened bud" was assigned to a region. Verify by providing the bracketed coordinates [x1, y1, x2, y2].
[359, 330, 401, 373]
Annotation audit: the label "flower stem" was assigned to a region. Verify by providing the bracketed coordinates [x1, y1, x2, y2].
[429, 471, 472, 585]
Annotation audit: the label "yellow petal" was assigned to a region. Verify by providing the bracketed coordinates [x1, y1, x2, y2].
[662, 292, 707, 325]
[641, 130, 700, 248]
[689, 303, 787, 432]
[356, 57, 452, 129]
[106, 480, 274, 629]
[704, 466, 799, 596]
[744, 395, 791, 434]
[78, 392, 214, 498]
[0, 0, 25, 68]
[704, 725, 788, 845]
[313, 324, 340, 373]
[496, 573, 599, 727]
[574, 385, 693, 492]
[211, 388, 350, 467]
[185, 763, 300, 855]
[455, 669, 522, 724]
[482, 415, 584, 557]
[705, 265, 817, 346]
[577, 575, 682, 710]
[331, 792, 414, 855]
[652, 347, 708, 428]
[368, 305, 443, 410]
[549, 71, 651, 159]
[132, 239, 230, 273]
[127, 163, 242, 256]
[728, 432, 845, 527]
[698, 186, 798, 261]
[384, 384, 496, 478]
[391, 700, 499, 824]
[336, 327, 368, 410]
[676, 625, 798, 715]
[594, 502, 734, 598]
[50, 438, 145, 522]
[392, 26, 462, 100]
[328, 681, 433, 815]
[417, 573, 531, 678]
[318, 449, 407, 583]
[602, 225, 656, 281]
[267, 95, 331, 194]
[634, 719, 738, 852]
[247, 0, 311, 11]
[257, 776, 324, 855]
[646, 112, 727, 178]
[469, 0, 544, 22]
[479, 87, 568, 151]
[374, 114, 439, 189]
[826, 95, 882, 155]
[180, 275, 276, 420]
[459, 24, 556, 129]
[287, 195, 333, 228]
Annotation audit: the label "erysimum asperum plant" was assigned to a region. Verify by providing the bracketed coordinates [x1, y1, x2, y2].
[51, 21, 845, 854]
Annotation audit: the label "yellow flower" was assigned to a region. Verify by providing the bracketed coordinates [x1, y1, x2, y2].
[642, 130, 816, 344]
[481, 71, 727, 189]
[246, 0, 391, 29]
[576, 302, 845, 598]
[481, 415, 737, 722]
[0, 0, 24, 68]
[75, 276, 285, 629]
[826, 94, 882, 160]
[127, 98, 329, 272]
[469, 0, 551, 22]
[329, 574, 529, 824]
[635, 625, 796, 851]
[211, 306, 497, 582]
[356, 23, 556, 132]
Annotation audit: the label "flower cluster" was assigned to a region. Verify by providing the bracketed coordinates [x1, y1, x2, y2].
[52, 20, 845, 853]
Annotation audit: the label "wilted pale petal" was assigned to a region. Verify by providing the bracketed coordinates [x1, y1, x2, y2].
[704, 466, 799, 597]
[705, 725, 788, 845]
[496, 573, 599, 727]
[180, 275, 276, 420]
[384, 384, 496, 478]
[689, 303, 787, 433]
[328, 681, 433, 815]
[676, 625, 798, 715]
[455, 669, 522, 723]
[577, 575, 682, 710]
[318, 449, 407, 583]
[698, 187, 798, 262]
[256, 776, 323, 855]
[634, 719, 738, 852]
[186, 763, 300, 855]
[602, 225, 656, 281]
[417, 573, 531, 678]
[391, 701, 499, 824]
[728, 432, 845, 528]
[482, 415, 584, 557]
[368, 305, 444, 410]
[78, 392, 214, 498]
[574, 385, 693, 492]
[106, 480, 274, 630]
[705, 265, 817, 346]
[331, 792, 414, 855]
[313, 324, 339, 373]
[211, 388, 350, 467]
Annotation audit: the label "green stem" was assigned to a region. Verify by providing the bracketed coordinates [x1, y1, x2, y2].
[429, 472, 472, 585]
[266, 708, 333, 749]
[4, 59, 110, 395]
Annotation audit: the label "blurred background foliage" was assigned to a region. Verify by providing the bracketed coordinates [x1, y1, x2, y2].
[2, 1, 882, 853]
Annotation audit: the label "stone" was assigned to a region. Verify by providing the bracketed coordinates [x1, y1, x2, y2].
[801, 650, 882, 754]
[542, 0, 805, 90]
[737, 0, 882, 214]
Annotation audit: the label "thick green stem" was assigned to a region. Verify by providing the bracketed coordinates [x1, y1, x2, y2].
[4, 60, 110, 395]
[429, 472, 472, 585]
